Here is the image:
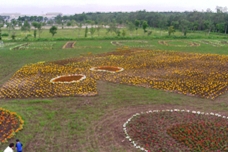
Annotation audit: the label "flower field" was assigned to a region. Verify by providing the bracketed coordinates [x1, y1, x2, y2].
[0, 107, 24, 143]
[0, 62, 97, 98]
[0, 48, 227, 99]
[123, 109, 228, 152]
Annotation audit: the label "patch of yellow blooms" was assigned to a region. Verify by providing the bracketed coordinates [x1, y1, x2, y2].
[0, 48, 227, 99]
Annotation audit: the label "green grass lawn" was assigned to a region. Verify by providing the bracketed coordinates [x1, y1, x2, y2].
[0, 38, 228, 151]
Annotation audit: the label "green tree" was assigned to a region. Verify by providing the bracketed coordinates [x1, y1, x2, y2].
[32, 22, 39, 38]
[0, 24, 3, 40]
[135, 19, 140, 35]
[37, 22, 43, 38]
[96, 24, 102, 37]
[49, 26, 57, 37]
[168, 26, 175, 36]
[77, 23, 82, 37]
[142, 20, 148, 33]
[179, 19, 190, 36]
[11, 32, 16, 41]
[122, 29, 126, 36]
[90, 27, 96, 37]
[203, 20, 214, 35]
[127, 22, 135, 37]
[85, 26, 88, 37]
[21, 20, 31, 32]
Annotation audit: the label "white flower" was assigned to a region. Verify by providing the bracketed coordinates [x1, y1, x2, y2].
[140, 147, 145, 151]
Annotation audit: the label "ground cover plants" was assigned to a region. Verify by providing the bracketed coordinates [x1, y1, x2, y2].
[123, 109, 228, 152]
[0, 39, 228, 152]
[0, 107, 24, 143]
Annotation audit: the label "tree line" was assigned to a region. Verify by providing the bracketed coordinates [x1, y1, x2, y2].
[0, 6, 228, 40]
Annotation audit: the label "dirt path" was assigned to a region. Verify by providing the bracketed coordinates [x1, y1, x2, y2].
[62, 41, 76, 49]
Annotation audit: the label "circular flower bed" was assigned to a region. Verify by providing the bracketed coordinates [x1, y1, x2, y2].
[90, 66, 124, 73]
[123, 109, 228, 152]
[50, 74, 86, 84]
[0, 108, 24, 143]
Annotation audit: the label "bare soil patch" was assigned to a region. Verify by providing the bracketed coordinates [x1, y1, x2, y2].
[62, 41, 76, 49]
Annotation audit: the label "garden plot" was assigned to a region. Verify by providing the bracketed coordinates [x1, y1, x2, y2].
[158, 40, 200, 47]
[124, 109, 228, 152]
[199, 40, 228, 47]
[0, 107, 24, 143]
[111, 40, 153, 48]
[0, 48, 227, 99]
[63, 41, 102, 49]
[10, 42, 56, 50]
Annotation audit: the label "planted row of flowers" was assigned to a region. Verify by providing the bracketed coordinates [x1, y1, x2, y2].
[123, 109, 228, 152]
[0, 107, 24, 143]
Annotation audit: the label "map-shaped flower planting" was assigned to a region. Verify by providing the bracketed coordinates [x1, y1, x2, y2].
[0, 62, 97, 98]
[50, 74, 86, 83]
[123, 109, 228, 152]
[0, 48, 227, 99]
[0, 108, 24, 143]
[90, 66, 124, 73]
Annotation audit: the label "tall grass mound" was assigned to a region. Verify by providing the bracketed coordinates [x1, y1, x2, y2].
[0, 48, 227, 99]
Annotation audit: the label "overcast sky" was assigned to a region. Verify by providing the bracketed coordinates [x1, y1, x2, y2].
[0, 0, 227, 15]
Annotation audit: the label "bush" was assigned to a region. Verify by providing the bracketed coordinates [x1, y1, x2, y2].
[1, 33, 9, 37]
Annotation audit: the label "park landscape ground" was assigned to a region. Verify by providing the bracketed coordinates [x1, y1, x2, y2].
[0, 28, 228, 152]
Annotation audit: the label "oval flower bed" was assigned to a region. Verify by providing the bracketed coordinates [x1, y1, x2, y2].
[123, 109, 228, 152]
[50, 74, 86, 84]
[90, 66, 124, 73]
[0, 107, 24, 143]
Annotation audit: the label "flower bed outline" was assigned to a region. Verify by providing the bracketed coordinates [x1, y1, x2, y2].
[123, 109, 228, 152]
[50, 74, 86, 84]
[90, 66, 124, 73]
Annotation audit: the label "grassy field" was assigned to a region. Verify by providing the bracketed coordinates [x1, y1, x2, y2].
[1, 26, 228, 41]
[0, 38, 228, 151]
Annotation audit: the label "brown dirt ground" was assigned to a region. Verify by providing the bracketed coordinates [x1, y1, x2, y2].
[63, 42, 75, 49]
